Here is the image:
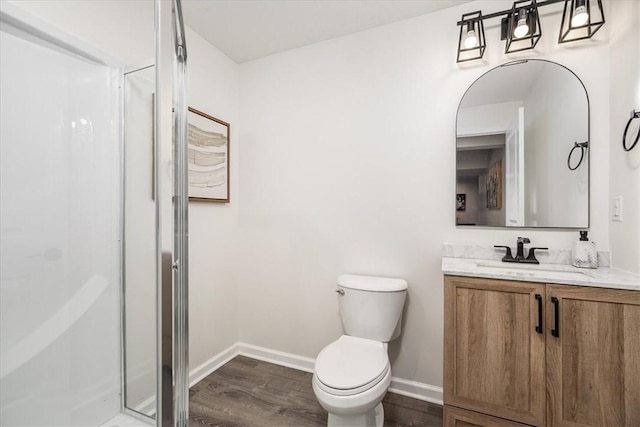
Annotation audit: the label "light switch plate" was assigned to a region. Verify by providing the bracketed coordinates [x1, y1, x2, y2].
[612, 196, 623, 222]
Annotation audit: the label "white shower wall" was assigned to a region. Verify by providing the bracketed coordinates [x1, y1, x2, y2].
[0, 30, 121, 426]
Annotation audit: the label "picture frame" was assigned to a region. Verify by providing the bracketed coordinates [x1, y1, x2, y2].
[486, 159, 502, 209]
[187, 107, 230, 203]
[456, 194, 466, 211]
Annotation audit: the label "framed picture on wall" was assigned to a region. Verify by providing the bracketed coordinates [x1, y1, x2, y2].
[187, 107, 230, 203]
[456, 194, 466, 211]
[486, 159, 502, 210]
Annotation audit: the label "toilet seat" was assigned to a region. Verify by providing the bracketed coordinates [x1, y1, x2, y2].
[314, 335, 389, 397]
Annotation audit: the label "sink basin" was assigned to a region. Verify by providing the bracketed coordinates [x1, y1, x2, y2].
[475, 261, 588, 280]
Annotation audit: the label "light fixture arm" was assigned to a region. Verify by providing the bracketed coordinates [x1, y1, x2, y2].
[456, 0, 564, 26]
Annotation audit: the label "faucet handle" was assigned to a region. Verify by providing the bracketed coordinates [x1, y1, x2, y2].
[524, 247, 549, 264]
[494, 245, 516, 263]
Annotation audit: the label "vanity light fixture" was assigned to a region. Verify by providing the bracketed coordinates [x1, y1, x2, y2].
[456, 0, 605, 63]
[558, 0, 605, 44]
[504, 0, 542, 54]
[457, 11, 486, 63]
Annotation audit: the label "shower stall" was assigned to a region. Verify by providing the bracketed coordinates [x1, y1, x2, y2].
[0, 0, 189, 425]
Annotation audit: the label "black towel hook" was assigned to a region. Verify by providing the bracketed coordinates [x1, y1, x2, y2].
[622, 109, 639, 152]
[567, 141, 588, 171]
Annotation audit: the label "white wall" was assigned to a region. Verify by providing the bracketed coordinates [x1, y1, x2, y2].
[186, 27, 241, 370]
[609, 0, 640, 274]
[457, 101, 522, 136]
[237, 0, 618, 388]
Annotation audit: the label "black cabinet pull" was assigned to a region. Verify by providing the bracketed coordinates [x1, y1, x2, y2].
[535, 294, 543, 334]
[551, 296, 560, 337]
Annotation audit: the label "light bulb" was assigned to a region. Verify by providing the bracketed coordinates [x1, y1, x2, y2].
[571, 5, 589, 27]
[514, 18, 529, 38]
[513, 9, 530, 39]
[464, 29, 478, 48]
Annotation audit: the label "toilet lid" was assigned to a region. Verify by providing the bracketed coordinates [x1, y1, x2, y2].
[315, 335, 389, 391]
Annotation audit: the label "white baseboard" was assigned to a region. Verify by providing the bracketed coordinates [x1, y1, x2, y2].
[127, 344, 241, 416]
[388, 377, 443, 405]
[236, 342, 316, 373]
[189, 343, 240, 387]
[133, 395, 156, 417]
[189, 342, 443, 405]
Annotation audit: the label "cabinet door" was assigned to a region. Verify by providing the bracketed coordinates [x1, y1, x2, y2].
[444, 276, 546, 426]
[444, 405, 531, 427]
[546, 285, 640, 427]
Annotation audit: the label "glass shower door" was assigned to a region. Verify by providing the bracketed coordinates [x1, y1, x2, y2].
[123, 64, 157, 418]
[0, 9, 121, 426]
[122, 0, 189, 424]
[122, 0, 190, 424]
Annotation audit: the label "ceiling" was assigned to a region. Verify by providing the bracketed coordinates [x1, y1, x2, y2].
[182, 0, 474, 64]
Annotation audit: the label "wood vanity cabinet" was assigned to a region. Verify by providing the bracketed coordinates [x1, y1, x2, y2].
[444, 275, 640, 427]
[546, 285, 640, 427]
[444, 276, 546, 426]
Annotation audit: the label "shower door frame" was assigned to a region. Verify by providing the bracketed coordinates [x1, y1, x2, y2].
[155, 0, 190, 425]
[121, 61, 158, 423]
[120, 0, 189, 424]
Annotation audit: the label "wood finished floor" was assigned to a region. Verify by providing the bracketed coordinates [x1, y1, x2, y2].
[190, 355, 443, 427]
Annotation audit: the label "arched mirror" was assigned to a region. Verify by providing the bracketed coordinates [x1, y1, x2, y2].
[456, 59, 589, 228]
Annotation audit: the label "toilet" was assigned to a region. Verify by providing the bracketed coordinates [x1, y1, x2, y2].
[312, 274, 408, 427]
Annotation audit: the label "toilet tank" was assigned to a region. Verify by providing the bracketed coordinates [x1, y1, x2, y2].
[337, 274, 408, 342]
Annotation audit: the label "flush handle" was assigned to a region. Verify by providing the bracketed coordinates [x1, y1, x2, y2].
[336, 289, 345, 296]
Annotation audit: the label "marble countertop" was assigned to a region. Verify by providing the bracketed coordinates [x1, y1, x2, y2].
[441, 245, 640, 291]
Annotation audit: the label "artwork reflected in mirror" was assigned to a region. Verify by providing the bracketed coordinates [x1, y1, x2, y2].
[456, 60, 589, 228]
[486, 160, 502, 210]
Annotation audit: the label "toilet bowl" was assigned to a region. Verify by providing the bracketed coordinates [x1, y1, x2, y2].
[313, 335, 391, 427]
[312, 274, 408, 427]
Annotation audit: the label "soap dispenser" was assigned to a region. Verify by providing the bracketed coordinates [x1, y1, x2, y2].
[572, 231, 597, 268]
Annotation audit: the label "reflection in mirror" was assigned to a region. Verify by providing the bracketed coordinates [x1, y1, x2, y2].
[456, 60, 589, 228]
[124, 64, 156, 418]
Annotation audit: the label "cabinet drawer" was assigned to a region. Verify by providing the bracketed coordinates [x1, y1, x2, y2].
[444, 405, 531, 427]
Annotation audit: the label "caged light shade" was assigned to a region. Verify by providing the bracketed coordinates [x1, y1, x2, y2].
[457, 11, 486, 63]
[504, 0, 541, 54]
[559, 0, 605, 44]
